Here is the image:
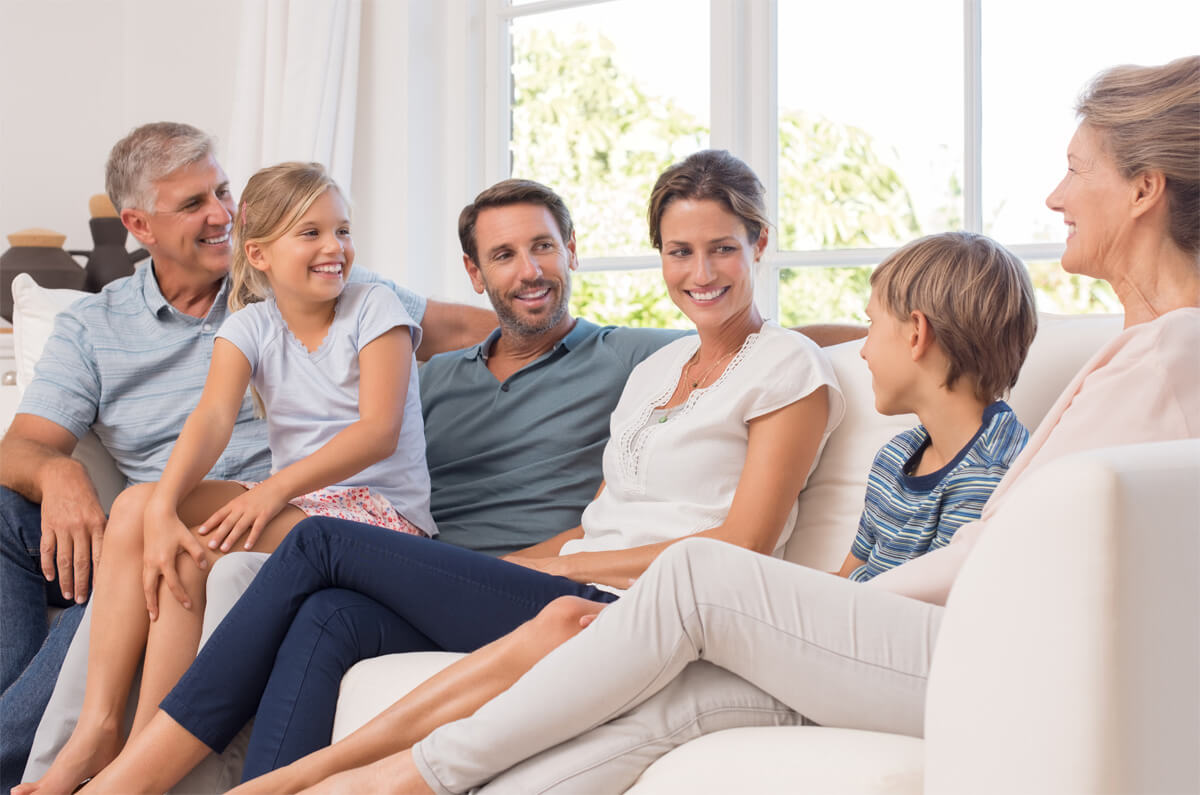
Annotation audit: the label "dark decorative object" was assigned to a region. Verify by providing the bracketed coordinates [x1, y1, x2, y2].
[0, 228, 86, 321]
[70, 194, 149, 292]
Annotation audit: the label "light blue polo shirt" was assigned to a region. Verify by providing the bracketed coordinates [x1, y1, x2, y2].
[18, 262, 424, 488]
[419, 319, 689, 556]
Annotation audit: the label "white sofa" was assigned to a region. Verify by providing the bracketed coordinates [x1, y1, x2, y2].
[12, 277, 1199, 793]
[331, 313, 1200, 795]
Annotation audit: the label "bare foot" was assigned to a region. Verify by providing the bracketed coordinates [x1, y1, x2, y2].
[12, 723, 122, 795]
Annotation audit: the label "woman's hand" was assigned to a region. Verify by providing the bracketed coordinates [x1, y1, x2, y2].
[197, 481, 290, 553]
[142, 506, 208, 620]
[504, 554, 635, 591]
[502, 554, 574, 579]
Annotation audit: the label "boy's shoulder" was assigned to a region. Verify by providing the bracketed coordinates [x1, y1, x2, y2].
[965, 401, 1028, 469]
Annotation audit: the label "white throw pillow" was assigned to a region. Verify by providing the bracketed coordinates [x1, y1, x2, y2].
[11, 272, 88, 395]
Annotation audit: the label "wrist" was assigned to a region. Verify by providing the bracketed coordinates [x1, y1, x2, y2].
[39, 455, 90, 495]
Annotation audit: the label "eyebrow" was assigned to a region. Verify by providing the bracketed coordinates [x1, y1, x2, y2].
[664, 235, 739, 247]
[484, 234, 555, 258]
[172, 182, 230, 212]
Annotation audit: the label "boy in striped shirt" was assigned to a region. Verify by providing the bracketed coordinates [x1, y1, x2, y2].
[835, 232, 1038, 582]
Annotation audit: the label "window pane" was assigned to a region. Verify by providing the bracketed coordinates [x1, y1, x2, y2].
[777, 265, 873, 326]
[982, 0, 1199, 244]
[569, 270, 690, 329]
[510, 1, 709, 258]
[777, 0, 962, 251]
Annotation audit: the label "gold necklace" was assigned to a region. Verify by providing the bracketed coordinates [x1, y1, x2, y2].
[658, 348, 736, 424]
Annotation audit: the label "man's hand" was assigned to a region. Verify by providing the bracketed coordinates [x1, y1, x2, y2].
[37, 459, 107, 603]
[142, 508, 208, 619]
[1, 414, 106, 602]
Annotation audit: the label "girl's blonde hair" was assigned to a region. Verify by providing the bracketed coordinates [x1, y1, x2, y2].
[230, 162, 344, 415]
[230, 161, 343, 312]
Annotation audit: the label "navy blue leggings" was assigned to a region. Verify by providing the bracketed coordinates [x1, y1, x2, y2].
[159, 517, 617, 762]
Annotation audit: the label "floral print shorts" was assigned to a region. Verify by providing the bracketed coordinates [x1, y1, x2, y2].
[234, 482, 426, 537]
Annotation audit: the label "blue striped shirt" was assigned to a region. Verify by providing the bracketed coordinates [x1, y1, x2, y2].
[17, 262, 424, 487]
[848, 401, 1027, 582]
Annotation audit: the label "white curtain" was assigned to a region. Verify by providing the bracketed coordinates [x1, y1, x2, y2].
[225, 0, 363, 197]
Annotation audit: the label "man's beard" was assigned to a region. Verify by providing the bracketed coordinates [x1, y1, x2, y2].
[486, 278, 571, 338]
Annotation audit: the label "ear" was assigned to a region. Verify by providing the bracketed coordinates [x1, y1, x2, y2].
[1129, 170, 1167, 220]
[566, 229, 580, 272]
[245, 241, 270, 273]
[909, 309, 936, 361]
[753, 226, 768, 261]
[120, 208, 155, 246]
[463, 254, 486, 295]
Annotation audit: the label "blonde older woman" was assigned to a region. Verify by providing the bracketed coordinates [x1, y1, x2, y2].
[353, 56, 1199, 795]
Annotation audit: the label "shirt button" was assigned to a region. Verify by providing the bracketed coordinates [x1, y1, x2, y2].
[500, 383, 510, 392]
[202, 323, 213, 332]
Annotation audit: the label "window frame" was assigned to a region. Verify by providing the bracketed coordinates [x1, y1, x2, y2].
[483, 0, 1068, 318]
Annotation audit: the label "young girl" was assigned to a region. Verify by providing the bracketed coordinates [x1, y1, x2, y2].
[20, 162, 435, 795]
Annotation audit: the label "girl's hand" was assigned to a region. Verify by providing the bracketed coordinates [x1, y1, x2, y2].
[197, 481, 289, 552]
[142, 508, 208, 620]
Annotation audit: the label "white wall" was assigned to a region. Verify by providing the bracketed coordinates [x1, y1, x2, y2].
[0, 0, 484, 303]
[0, 0, 241, 256]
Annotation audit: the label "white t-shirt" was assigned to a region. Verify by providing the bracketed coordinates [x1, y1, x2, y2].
[216, 281, 437, 535]
[561, 321, 844, 563]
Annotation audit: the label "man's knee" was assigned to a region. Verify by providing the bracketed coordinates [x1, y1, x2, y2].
[199, 553, 268, 645]
[207, 552, 268, 600]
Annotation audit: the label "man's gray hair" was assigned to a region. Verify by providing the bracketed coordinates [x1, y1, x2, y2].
[104, 122, 215, 212]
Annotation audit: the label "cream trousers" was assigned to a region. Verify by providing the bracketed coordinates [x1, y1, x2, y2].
[415, 538, 943, 794]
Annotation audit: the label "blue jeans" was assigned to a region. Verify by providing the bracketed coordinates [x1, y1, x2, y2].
[0, 487, 87, 792]
[159, 517, 618, 767]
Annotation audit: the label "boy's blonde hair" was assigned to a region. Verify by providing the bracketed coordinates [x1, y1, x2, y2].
[230, 162, 343, 313]
[230, 162, 344, 416]
[870, 232, 1037, 404]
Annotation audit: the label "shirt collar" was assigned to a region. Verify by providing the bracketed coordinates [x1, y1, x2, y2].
[465, 317, 595, 362]
[141, 260, 232, 320]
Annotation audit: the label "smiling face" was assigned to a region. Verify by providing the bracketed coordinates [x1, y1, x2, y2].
[1045, 123, 1137, 279]
[658, 198, 765, 331]
[249, 188, 354, 307]
[128, 154, 236, 281]
[859, 290, 919, 416]
[465, 203, 577, 339]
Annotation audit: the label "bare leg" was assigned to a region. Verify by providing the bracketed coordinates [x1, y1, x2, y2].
[300, 749, 431, 795]
[12, 485, 157, 795]
[231, 597, 606, 795]
[129, 483, 305, 735]
[20, 483, 304, 795]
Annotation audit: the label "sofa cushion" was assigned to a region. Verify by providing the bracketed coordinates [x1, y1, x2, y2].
[628, 726, 923, 794]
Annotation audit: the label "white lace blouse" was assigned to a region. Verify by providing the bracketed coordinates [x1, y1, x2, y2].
[560, 322, 844, 567]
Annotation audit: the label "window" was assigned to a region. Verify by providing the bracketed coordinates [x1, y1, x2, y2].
[490, 0, 1197, 324]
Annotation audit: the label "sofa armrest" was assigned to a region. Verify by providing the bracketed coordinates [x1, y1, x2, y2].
[925, 439, 1200, 794]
